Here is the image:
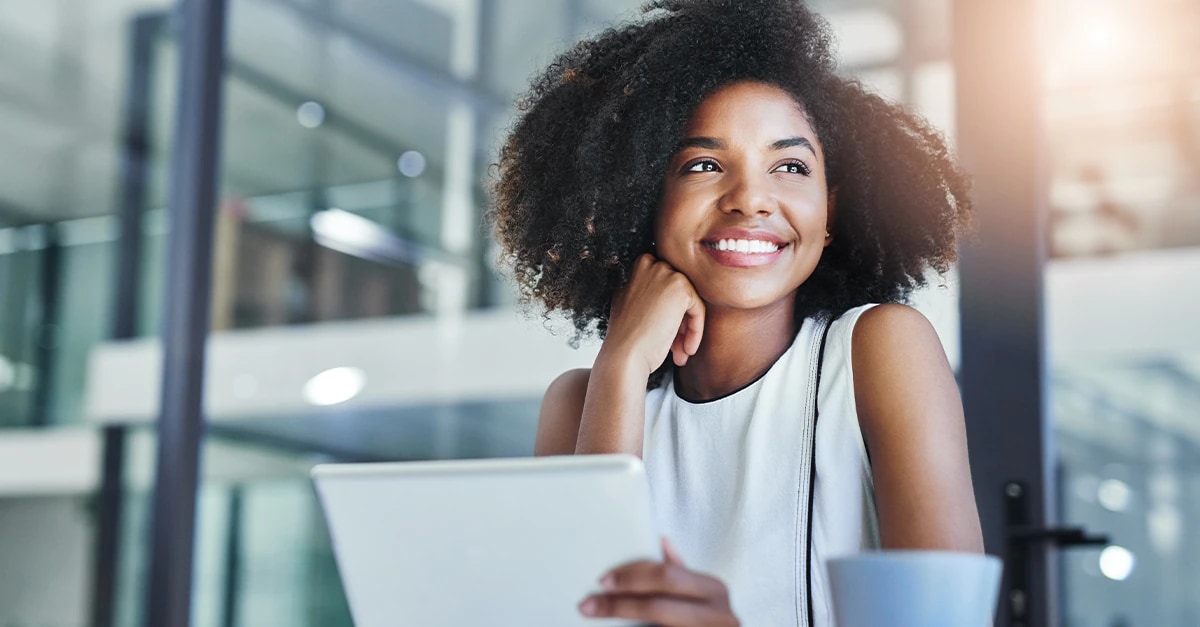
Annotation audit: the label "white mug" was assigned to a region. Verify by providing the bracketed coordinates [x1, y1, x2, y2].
[827, 551, 1003, 627]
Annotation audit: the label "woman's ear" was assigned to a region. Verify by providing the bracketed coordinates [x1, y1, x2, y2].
[824, 186, 838, 247]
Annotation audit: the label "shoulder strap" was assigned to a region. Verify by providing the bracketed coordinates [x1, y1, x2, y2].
[801, 315, 836, 627]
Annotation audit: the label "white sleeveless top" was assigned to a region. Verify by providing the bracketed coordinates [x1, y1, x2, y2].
[642, 304, 881, 627]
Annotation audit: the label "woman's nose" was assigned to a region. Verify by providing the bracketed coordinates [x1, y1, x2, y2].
[717, 176, 775, 216]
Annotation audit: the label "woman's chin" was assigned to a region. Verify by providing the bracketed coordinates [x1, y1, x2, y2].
[694, 286, 797, 315]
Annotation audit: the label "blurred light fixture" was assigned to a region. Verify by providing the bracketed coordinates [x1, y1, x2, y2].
[303, 366, 366, 406]
[297, 101, 326, 128]
[310, 208, 422, 266]
[398, 150, 427, 178]
[1097, 478, 1132, 512]
[1098, 545, 1135, 581]
[1086, 20, 1116, 50]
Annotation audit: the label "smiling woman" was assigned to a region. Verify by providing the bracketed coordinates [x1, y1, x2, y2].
[490, 1, 972, 367]
[488, 0, 982, 625]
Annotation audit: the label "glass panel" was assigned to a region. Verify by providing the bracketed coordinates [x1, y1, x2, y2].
[1045, 0, 1200, 258]
[110, 427, 357, 627]
[1055, 361, 1200, 626]
[0, 0, 175, 428]
[1046, 0, 1200, 624]
[0, 494, 93, 626]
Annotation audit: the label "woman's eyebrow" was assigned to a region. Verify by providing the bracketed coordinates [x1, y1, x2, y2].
[677, 136, 724, 150]
[770, 137, 815, 155]
[675, 136, 816, 155]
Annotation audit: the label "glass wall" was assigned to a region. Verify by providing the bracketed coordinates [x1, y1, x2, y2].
[1044, 0, 1200, 624]
[0, 0, 174, 429]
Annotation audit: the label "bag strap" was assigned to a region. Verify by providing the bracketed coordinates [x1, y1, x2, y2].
[802, 315, 836, 627]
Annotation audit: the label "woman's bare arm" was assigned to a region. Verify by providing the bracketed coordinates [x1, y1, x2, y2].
[533, 355, 652, 457]
[574, 352, 655, 455]
[535, 255, 705, 457]
[534, 369, 591, 456]
[852, 303, 985, 552]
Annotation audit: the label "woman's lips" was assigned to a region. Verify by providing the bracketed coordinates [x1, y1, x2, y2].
[700, 242, 787, 267]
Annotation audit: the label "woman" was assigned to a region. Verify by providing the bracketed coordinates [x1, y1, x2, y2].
[490, 1, 984, 625]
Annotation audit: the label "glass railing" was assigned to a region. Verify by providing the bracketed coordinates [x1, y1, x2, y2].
[1053, 361, 1200, 625]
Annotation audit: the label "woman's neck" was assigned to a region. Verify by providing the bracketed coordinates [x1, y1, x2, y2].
[673, 299, 798, 402]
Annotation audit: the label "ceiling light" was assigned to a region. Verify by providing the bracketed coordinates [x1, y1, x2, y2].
[1096, 478, 1132, 512]
[302, 366, 366, 406]
[297, 101, 326, 129]
[398, 150, 427, 178]
[1098, 545, 1135, 581]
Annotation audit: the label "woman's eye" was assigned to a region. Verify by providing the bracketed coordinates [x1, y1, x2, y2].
[775, 161, 811, 175]
[685, 160, 720, 173]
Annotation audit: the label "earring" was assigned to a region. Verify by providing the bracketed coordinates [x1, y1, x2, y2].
[825, 231, 832, 238]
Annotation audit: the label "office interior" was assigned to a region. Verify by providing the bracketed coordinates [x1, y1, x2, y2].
[0, 0, 1197, 626]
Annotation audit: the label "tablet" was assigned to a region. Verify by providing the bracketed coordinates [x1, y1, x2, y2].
[312, 454, 659, 626]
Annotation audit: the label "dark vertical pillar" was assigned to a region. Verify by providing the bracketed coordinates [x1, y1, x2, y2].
[113, 13, 165, 341]
[91, 14, 165, 627]
[220, 486, 244, 627]
[31, 225, 61, 427]
[90, 425, 127, 627]
[954, 0, 1050, 626]
[143, 0, 228, 625]
[473, 0, 498, 309]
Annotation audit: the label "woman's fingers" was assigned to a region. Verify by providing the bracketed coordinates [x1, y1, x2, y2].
[583, 545, 738, 626]
[580, 594, 727, 627]
[600, 560, 726, 602]
[604, 252, 706, 375]
[671, 319, 689, 366]
[682, 289, 705, 356]
[668, 276, 704, 365]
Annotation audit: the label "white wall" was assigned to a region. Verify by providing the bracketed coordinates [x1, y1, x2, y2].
[85, 309, 600, 423]
[0, 428, 100, 495]
[1046, 247, 1200, 364]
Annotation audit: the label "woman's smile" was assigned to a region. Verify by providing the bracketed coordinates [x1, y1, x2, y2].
[699, 227, 792, 267]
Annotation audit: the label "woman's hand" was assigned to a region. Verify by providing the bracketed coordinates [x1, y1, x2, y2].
[603, 254, 706, 377]
[574, 255, 702, 454]
[579, 538, 740, 627]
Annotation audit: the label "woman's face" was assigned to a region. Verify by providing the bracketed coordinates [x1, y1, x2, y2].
[655, 81, 833, 313]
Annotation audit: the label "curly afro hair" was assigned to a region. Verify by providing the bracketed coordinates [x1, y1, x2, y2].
[489, 0, 972, 344]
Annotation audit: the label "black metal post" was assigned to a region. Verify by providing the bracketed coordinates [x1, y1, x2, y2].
[143, 0, 228, 625]
[90, 425, 128, 627]
[31, 225, 61, 427]
[90, 14, 166, 627]
[954, 1, 1050, 626]
[112, 12, 166, 341]
[220, 486, 244, 627]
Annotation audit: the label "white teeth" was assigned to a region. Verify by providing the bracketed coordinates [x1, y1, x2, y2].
[711, 238, 781, 254]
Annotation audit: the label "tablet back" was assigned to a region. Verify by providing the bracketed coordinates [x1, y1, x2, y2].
[312, 454, 658, 626]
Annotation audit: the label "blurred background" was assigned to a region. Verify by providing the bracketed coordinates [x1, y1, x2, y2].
[0, 0, 1196, 626]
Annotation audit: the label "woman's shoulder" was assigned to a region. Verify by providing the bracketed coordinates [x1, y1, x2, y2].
[543, 368, 593, 405]
[848, 303, 941, 359]
[823, 302, 946, 400]
[534, 369, 592, 456]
